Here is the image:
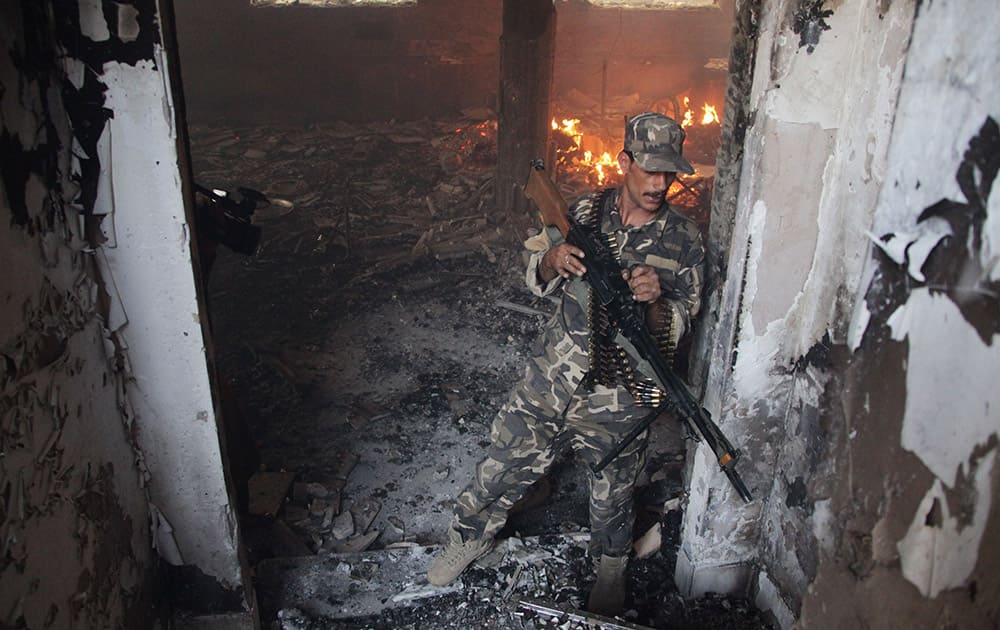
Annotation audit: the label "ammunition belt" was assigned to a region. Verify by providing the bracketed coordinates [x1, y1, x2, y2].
[584, 251, 677, 406]
[587, 289, 677, 407]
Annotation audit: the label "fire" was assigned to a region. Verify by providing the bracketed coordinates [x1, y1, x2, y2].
[443, 120, 497, 171]
[681, 97, 721, 128]
[585, 150, 619, 186]
[701, 104, 720, 125]
[553, 118, 582, 142]
[551, 118, 622, 186]
[549, 101, 722, 188]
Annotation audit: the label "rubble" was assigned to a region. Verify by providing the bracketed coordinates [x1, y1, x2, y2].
[258, 530, 768, 629]
[330, 511, 354, 541]
[633, 523, 662, 560]
[248, 471, 296, 516]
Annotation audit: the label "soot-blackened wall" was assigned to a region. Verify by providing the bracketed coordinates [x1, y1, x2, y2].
[173, 0, 733, 126]
[174, 0, 503, 125]
[0, 2, 161, 627]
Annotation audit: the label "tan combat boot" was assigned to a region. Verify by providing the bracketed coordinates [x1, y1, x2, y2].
[587, 554, 628, 617]
[427, 528, 493, 586]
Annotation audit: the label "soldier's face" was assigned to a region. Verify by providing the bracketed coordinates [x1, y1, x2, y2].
[619, 152, 676, 213]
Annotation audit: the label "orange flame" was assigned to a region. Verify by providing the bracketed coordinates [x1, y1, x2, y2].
[549, 101, 720, 187]
[551, 118, 622, 186]
[681, 97, 721, 127]
[701, 104, 720, 125]
[588, 151, 619, 186]
[553, 118, 583, 144]
[681, 97, 694, 128]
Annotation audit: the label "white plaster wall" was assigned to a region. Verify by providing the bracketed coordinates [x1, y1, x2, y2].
[732, 0, 914, 382]
[78, 1, 245, 594]
[571, 0, 716, 7]
[94, 53, 243, 588]
[852, 0, 1000, 600]
[677, 0, 917, 611]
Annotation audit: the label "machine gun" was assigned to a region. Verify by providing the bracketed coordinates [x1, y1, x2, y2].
[523, 160, 752, 503]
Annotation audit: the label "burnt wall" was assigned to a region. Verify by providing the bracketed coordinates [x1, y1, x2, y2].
[0, 1, 160, 627]
[797, 115, 1000, 629]
[673, 1, 996, 626]
[794, 0, 1000, 619]
[173, 0, 503, 124]
[687, 0, 999, 626]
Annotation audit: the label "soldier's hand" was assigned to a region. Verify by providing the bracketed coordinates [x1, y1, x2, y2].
[541, 244, 586, 281]
[624, 265, 661, 302]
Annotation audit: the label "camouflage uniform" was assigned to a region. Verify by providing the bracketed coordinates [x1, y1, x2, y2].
[451, 188, 705, 558]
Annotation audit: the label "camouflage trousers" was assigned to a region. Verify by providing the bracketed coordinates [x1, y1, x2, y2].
[451, 359, 650, 558]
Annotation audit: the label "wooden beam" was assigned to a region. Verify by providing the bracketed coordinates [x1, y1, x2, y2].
[496, 0, 556, 225]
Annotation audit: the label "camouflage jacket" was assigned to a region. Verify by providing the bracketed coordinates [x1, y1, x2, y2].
[523, 188, 705, 401]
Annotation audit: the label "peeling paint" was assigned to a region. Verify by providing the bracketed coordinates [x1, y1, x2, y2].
[898, 449, 996, 597]
[866, 217, 952, 282]
[755, 570, 796, 628]
[77, 8, 248, 606]
[875, 115, 1000, 487]
[986, 178, 1000, 281]
[151, 503, 184, 565]
[0, 0, 205, 626]
[79, 0, 111, 42]
[888, 289, 999, 487]
[680, 0, 922, 618]
[117, 4, 141, 43]
[811, 498, 834, 553]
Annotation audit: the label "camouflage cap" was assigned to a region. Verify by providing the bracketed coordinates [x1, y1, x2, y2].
[624, 112, 695, 175]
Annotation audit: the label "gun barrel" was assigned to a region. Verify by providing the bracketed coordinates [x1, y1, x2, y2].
[629, 327, 753, 503]
[724, 463, 753, 503]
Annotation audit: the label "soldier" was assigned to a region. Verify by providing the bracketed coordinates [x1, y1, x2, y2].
[428, 112, 705, 617]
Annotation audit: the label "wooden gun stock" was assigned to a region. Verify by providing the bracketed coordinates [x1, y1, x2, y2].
[524, 160, 571, 237]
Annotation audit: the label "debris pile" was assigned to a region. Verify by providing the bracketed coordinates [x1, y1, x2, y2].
[260, 526, 768, 629]
[190, 110, 515, 286]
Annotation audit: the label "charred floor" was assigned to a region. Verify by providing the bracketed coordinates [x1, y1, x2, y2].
[188, 117, 771, 629]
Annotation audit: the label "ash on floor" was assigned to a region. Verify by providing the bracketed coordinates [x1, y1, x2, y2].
[261, 527, 767, 630]
[191, 117, 770, 629]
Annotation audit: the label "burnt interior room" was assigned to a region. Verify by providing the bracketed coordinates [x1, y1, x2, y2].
[174, 0, 747, 626]
[2, 0, 998, 629]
